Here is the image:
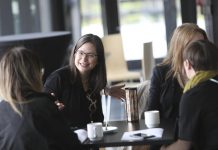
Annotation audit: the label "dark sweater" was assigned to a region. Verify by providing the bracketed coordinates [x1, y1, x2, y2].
[44, 66, 104, 128]
[0, 92, 83, 150]
[148, 64, 183, 121]
[179, 76, 218, 150]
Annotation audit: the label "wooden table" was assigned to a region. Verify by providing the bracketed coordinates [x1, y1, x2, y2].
[83, 119, 175, 149]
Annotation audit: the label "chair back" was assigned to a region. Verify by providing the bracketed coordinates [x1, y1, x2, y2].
[102, 34, 128, 73]
[102, 33, 141, 83]
[142, 42, 155, 80]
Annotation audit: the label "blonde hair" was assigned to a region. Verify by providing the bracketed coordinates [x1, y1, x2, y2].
[162, 23, 208, 87]
[0, 47, 43, 115]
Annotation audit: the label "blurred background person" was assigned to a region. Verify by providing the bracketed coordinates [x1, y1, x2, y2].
[0, 47, 83, 150]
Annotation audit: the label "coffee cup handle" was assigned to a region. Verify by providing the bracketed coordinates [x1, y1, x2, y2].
[93, 126, 97, 138]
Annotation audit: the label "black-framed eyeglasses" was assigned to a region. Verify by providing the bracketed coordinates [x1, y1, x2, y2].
[75, 50, 97, 60]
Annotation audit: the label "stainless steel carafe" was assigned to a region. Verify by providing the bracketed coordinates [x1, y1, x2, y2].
[125, 87, 139, 122]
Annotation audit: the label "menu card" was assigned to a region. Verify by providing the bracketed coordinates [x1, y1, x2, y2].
[121, 128, 163, 141]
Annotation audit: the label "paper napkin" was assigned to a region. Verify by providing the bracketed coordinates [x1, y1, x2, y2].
[74, 129, 88, 143]
[121, 128, 163, 141]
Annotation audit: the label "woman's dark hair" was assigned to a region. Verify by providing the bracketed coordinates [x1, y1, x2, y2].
[69, 34, 107, 93]
[183, 40, 218, 71]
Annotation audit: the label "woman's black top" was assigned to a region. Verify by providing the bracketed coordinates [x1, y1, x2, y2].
[0, 92, 82, 150]
[44, 66, 104, 128]
[148, 64, 183, 121]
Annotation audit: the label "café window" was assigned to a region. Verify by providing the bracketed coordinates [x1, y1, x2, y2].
[118, 0, 167, 60]
[80, 0, 103, 37]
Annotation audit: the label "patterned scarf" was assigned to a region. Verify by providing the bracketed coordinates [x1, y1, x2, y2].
[183, 70, 218, 93]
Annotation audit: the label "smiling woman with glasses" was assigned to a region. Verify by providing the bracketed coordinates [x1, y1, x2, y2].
[43, 34, 125, 129]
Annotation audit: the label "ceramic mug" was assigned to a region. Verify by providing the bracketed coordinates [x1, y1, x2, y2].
[144, 110, 160, 128]
[87, 122, 103, 141]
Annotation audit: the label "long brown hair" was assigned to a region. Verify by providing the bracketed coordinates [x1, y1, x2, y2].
[0, 46, 43, 114]
[161, 23, 208, 87]
[69, 34, 107, 94]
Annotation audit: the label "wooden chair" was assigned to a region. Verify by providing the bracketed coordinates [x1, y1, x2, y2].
[101, 33, 141, 84]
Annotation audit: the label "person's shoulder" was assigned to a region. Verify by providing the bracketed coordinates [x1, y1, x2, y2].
[0, 100, 17, 121]
[183, 84, 204, 98]
[152, 64, 170, 79]
[0, 108, 48, 150]
[50, 66, 71, 77]
[27, 92, 56, 108]
[183, 77, 218, 100]
[45, 66, 71, 84]
[196, 76, 218, 91]
[25, 92, 61, 119]
[0, 100, 8, 109]
[155, 63, 170, 72]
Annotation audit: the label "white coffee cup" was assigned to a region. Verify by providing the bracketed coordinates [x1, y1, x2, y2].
[144, 110, 160, 128]
[87, 122, 103, 141]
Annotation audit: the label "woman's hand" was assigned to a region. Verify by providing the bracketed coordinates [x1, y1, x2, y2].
[51, 93, 65, 110]
[105, 84, 126, 101]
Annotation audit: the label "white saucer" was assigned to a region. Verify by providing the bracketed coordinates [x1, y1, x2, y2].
[103, 126, 118, 133]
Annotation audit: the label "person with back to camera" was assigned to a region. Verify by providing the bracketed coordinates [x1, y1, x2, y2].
[147, 23, 208, 124]
[161, 40, 218, 150]
[0, 47, 85, 150]
[44, 33, 126, 129]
